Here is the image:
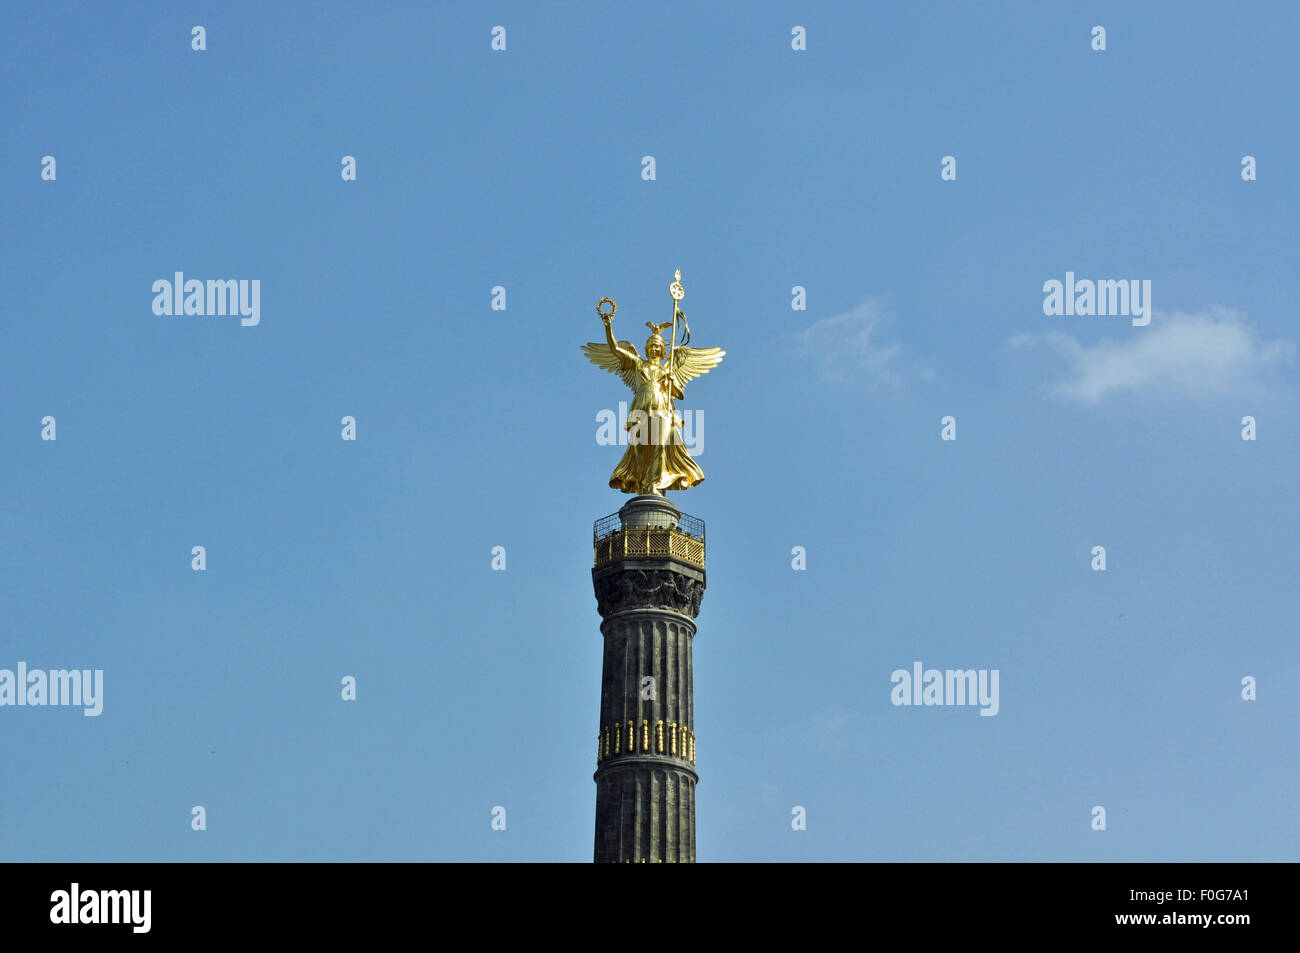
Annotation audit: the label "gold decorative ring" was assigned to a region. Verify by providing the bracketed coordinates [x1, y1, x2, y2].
[597, 297, 617, 319]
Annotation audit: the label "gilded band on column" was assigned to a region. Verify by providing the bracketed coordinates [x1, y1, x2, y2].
[597, 721, 699, 764]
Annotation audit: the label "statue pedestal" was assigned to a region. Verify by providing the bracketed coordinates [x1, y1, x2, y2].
[618, 495, 681, 530]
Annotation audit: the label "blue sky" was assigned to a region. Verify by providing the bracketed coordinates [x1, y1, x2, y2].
[1, 1, 1296, 861]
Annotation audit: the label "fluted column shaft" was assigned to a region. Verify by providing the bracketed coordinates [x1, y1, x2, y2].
[591, 497, 705, 863]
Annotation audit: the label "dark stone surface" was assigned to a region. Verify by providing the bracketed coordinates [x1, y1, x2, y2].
[592, 559, 706, 619]
[592, 502, 706, 862]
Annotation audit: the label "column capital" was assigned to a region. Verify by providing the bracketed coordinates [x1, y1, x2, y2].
[592, 562, 706, 619]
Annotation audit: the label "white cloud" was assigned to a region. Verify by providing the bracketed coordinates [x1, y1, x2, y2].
[1009, 307, 1294, 403]
[798, 300, 903, 389]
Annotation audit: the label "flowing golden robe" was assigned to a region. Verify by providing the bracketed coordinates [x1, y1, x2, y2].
[582, 329, 724, 497]
[611, 358, 704, 494]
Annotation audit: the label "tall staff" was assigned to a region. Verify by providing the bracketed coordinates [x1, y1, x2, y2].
[668, 268, 685, 367]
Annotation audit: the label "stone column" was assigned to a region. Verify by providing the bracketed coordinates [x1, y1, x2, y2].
[591, 495, 706, 863]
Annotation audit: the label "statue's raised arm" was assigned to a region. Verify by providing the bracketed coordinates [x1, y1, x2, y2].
[581, 298, 641, 388]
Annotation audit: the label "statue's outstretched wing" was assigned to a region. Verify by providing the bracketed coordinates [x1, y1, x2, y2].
[668, 345, 725, 391]
[582, 340, 640, 389]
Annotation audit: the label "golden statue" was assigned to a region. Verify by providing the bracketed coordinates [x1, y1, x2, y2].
[582, 269, 725, 496]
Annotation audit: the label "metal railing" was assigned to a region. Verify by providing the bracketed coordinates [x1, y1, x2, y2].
[593, 508, 706, 568]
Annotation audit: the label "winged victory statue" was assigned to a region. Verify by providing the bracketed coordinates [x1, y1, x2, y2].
[581, 269, 725, 496]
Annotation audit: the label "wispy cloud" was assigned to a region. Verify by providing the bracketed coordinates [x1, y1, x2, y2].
[798, 300, 903, 390]
[1009, 307, 1294, 403]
